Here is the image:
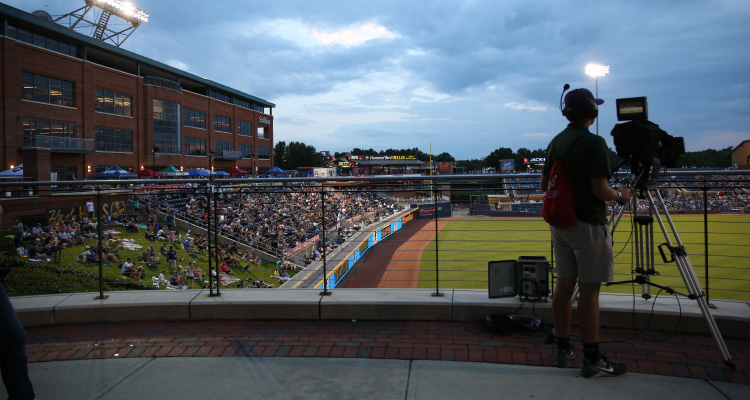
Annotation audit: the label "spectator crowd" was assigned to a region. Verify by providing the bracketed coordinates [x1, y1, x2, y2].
[142, 185, 404, 263]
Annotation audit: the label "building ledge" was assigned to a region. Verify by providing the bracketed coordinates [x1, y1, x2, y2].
[10, 289, 750, 339]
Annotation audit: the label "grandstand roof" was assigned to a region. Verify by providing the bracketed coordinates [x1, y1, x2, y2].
[733, 139, 750, 152]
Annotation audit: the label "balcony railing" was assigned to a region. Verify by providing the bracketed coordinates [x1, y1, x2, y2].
[22, 135, 95, 153]
[0, 171, 748, 301]
[215, 150, 244, 160]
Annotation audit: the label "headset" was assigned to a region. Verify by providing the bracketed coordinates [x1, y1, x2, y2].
[560, 84, 598, 120]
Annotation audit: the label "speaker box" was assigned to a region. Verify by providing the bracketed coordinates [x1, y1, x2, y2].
[517, 256, 549, 298]
[488, 260, 517, 298]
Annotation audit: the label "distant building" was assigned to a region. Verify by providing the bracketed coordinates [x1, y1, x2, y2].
[0, 3, 275, 180]
[732, 140, 750, 170]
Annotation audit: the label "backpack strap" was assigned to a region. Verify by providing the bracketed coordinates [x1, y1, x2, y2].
[554, 132, 589, 162]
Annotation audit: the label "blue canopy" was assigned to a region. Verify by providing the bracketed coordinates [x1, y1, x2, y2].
[187, 169, 210, 177]
[92, 165, 137, 179]
[267, 166, 286, 174]
[213, 171, 230, 176]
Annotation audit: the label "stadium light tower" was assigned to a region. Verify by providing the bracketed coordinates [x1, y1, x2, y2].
[585, 63, 609, 135]
[54, 0, 149, 47]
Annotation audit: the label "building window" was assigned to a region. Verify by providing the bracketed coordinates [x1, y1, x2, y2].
[153, 99, 181, 154]
[214, 115, 231, 133]
[258, 145, 270, 160]
[257, 126, 268, 139]
[51, 166, 78, 181]
[234, 98, 250, 109]
[21, 71, 75, 107]
[95, 127, 133, 152]
[238, 143, 253, 158]
[211, 91, 231, 103]
[185, 137, 207, 156]
[184, 108, 206, 129]
[214, 140, 232, 155]
[231, 97, 266, 112]
[7, 25, 79, 57]
[238, 120, 253, 136]
[95, 88, 132, 117]
[22, 118, 76, 147]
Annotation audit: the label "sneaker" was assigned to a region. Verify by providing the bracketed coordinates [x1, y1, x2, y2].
[581, 355, 627, 378]
[555, 348, 576, 368]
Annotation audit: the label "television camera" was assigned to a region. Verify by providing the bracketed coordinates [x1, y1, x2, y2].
[610, 97, 685, 188]
[605, 97, 734, 368]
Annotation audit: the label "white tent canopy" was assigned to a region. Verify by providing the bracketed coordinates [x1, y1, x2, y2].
[0, 164, 23, 177]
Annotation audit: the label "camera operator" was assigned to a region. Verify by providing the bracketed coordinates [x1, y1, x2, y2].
[541, 88, 631, 378]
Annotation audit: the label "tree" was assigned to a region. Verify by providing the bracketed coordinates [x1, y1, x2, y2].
[285, 141, 318, 169]
[514, 147, 533, 167]
[484, 147, 514, 170]
[434, 152, 455, 162]
[351, 148, 378, 156]
[456, 159, 483, 172]
[274, 141, 288, 170]
[677, 147, 733, 168]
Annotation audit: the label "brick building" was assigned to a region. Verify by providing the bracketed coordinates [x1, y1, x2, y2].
[732, 140, 750, 170]
[0, 3, 275, 180]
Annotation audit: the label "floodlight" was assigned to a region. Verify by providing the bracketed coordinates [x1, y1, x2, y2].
[586, 64, 610, 78]
[56, 0, 149, 46]
[90, 0, 149, 25]
[584, 63, 610, 135]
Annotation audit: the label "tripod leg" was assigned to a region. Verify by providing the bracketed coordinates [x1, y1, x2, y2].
[646, 188, 735, 368]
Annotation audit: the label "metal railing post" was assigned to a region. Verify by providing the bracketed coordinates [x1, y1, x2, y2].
[432, 177, 443, 297]
[320, 185, 331, 295]
[96, 188, 107, 299]
[207, 181, 216, 296]
[703, 180, 712, 307]
[214, 182, 221, 296]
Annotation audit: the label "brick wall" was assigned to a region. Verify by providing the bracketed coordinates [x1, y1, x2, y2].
[1, 36, 274, 177]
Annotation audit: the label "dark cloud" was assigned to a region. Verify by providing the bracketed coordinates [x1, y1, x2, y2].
[6, 0, 747, 158]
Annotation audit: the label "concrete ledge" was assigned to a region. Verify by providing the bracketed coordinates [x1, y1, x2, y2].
[51, 291, 197, 325]
[319, 289, 454, 321]
[452, 289, 554, 322]
[598, 293, 750, 337]
[13, 293, 71, 327]
[9, 289, 750, 339]
[190, 288, 320, 320]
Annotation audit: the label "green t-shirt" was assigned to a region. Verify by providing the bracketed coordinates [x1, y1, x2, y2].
[542, 124, 611, 225]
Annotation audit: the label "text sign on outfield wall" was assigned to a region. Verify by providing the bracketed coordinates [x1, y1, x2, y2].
[417, 202, 451, 219]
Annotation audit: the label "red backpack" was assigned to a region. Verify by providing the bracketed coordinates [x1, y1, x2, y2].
[543, 135, 585, 228]
[543, 159, 576, 228]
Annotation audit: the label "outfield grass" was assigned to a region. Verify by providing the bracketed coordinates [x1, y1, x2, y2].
[417, 214, 750, 301]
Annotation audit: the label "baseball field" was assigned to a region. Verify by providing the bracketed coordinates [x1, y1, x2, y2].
[348, 214, 750, 301]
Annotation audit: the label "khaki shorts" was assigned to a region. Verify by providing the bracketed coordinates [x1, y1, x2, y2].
[550, 220, 614, 284]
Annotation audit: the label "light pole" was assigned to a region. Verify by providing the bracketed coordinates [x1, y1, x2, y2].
[249, 153, 255, 178]
[585, 63, 609, 135]
[152, 146, 159, 169]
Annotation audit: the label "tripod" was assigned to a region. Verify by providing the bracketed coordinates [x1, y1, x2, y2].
[607, 181, 735, 368]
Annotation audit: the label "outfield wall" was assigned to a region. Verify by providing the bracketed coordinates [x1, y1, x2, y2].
[316, 209, 418, 289]
[413, 202, 452, 219]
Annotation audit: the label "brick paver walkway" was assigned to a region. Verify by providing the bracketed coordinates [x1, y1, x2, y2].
[24, 320, 750, 384]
